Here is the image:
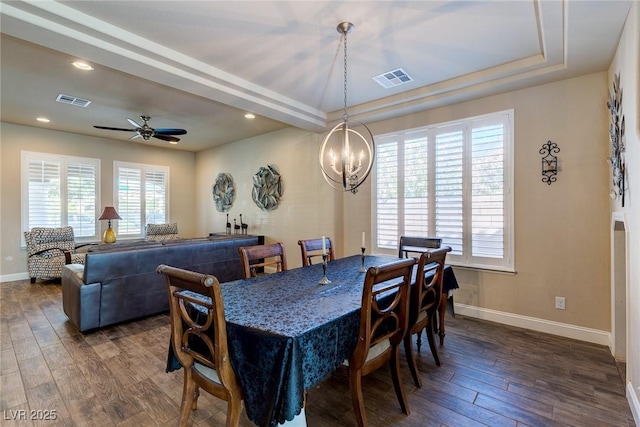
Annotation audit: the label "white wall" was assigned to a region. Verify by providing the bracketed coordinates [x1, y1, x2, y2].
[608, 1, 640, 420]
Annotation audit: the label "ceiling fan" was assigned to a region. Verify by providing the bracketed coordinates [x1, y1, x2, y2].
[93, 115, 187, 143]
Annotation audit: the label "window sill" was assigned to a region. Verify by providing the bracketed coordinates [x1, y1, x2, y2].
[448, 263, 516, 275]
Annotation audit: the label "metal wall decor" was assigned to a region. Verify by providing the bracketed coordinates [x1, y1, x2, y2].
[540, 140, 560, 185]
[607, 73, 626, 206]
[212, 173, 236, 212]
[252, 164, 284, 211]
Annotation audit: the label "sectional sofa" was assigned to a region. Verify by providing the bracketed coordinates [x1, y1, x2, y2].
[61, 235, 262, 332]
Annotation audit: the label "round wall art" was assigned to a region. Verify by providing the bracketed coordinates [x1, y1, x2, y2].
[212, 172, 236, 212]
[252, 164, 284, 211]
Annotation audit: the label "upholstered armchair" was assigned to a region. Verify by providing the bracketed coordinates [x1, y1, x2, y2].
[24, 226, 87, 283]
[145, 223, 180, 241]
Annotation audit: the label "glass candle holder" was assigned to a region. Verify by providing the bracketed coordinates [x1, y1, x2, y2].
[319, 253, 331, 285]
[359, 247, 366, 272]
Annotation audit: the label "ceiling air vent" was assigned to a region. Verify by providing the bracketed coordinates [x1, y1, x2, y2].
[373, 68, 413, 89]
[56, 93, 91, 107]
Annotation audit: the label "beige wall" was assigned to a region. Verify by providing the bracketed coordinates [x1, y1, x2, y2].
[195, 127, 341, 269]
[0, 122, 196, 278]
[0, 66, 617, 347]
[356, 72, 611, 330]
[609, 1, 640, 415]
[196, 72, 611, 334]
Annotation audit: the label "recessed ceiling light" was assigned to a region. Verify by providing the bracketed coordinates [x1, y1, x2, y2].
[169, 141, 178, 145]
[244, 113, 255, 119]
[72, 61, 94, 71]
[36, 117, 50, 123]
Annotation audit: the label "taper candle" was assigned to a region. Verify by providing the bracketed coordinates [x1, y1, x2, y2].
[362, 231, 365, 248]
[322, 236, 326, 254]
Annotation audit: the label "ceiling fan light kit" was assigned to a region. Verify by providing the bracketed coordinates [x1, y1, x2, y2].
[94, 115, 187, 143]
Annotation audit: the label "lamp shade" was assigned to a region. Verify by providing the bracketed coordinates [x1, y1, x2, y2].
[98, 206, 121, 220]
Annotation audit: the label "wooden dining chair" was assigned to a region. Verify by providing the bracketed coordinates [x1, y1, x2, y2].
[398, 235, 442, 258]
[238, 242, 287, 278]
[297, 237, 335, 266]
[403, 247, 450, 388]
[347, 257, 416, 427]
[398, 235, 454, 346]
[157, 264, 242, 427]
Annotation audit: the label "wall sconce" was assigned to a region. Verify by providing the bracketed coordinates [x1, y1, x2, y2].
[540, 140, 560, 185]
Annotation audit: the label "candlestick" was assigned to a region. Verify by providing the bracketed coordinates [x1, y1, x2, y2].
[319, 253, 331, 285]
[359, 246, 366, 273]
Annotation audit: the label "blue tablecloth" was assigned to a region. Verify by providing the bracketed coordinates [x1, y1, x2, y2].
[166, 254, 459, 427]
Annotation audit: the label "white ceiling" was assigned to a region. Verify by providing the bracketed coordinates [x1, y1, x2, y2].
[0, 1, 632, 152]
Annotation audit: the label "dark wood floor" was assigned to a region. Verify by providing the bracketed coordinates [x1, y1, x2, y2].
[1, 279, 636, 427]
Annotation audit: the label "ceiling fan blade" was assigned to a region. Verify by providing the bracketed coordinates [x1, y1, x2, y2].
[154, 128, 187, 136]
[127, 118, 142, 128]
[153, 134, 180, 142]
[129, 134, 142, 140]
[94, 125, 137, 132]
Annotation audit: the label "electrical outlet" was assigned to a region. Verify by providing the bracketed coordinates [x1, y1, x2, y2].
[555, 296, 566, 310]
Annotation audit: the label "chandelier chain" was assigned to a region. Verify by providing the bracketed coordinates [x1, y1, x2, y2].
[343, 30, 348, 120]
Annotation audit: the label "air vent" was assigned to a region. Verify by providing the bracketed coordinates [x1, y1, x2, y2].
[373, 68, 413, 89]
[56, 93, 91, 107]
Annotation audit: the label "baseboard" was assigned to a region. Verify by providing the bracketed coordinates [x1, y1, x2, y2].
[454, 303, 611, 346]
[629, 382, 640, 425]
[0, 272, 29, 283]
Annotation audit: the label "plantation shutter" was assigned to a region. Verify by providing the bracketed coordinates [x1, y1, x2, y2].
[27, 159, 62, 228]
[67, 162, 97, 237]
[22, 152, 99, 241]
[372, 110, 513, 271]
[117, 167, 142, 235]
[404, 136, 429, 236]
[375, 140, 398, 249]
[115, 161, 169, 238]
[471, 120, 505, 259]
[145, 170, 167, 224]
[434, 128, 464, 255]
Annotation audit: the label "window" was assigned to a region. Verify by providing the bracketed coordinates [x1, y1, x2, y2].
[114, 161, 169, 238]
[21, 151, 100, 241]
[373, 110, 514, 272]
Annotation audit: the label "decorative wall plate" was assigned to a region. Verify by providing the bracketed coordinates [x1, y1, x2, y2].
[212, 173, 236, 212]
[252, 165, 284, 211]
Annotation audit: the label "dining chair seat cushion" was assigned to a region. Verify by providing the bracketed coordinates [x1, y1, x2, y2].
[343, 339, 391, 366]
[366, 338, 391, 362]
[193, 361, 221, 384]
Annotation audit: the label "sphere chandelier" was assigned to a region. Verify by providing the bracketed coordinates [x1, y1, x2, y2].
[319, 22, 375, 194]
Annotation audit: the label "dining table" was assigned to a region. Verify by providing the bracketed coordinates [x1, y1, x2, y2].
[166, 254, 459, 427]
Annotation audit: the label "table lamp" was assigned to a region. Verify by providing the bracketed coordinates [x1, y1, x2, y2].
[98, 206, 121, 243]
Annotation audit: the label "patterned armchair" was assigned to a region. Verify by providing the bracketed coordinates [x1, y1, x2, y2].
[145, 223, 180, 241]
[24, 226, 87, 283]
